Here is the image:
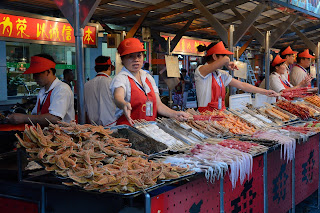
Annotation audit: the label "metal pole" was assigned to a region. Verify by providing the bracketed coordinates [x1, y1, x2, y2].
[317, 42, 320, 94]
[41, 186, 46, 213]
[74, 0, 85, 124]
[229, 25, 235, 95]
[263, 152, 268, 213]
[220, 177, 224, 213]
[167, 38, 173, 108]
[144, 192, 151, 213]
[265, 31, 271, 90]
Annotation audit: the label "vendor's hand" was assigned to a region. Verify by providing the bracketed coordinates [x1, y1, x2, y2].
[299, 74, 313, 87]
[122, 102, 133, 125]
[7, 113, 27, 125]
[264, 90, 279, 97]
[226, 62, 238, 71]
[173, 111, 189, 122]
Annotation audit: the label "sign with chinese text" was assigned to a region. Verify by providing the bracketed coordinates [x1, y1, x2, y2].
[162, 35, 212, 56]
[0, 12, 97, 47]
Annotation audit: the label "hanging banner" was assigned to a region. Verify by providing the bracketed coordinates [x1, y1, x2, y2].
[0, 11, 97, 47]
[161, 34, 212, 56]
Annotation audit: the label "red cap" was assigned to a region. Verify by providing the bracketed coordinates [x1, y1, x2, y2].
[95, 58, 112, 66]
[117, 38, 146, 56]
[24, 56, 56, 74]
[298, 49, 315, 59]
[206, 41, 234, 56]
[271, 55, 287, 67]
[281, 46, 298, 55]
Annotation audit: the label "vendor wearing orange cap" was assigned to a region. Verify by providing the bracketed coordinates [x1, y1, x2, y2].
[110, 38, 189, 125]
[290, 49, 314, 86]
[268, 55, 311, 93]
[195, 41, 278, 112]
[7, 54, 75, 126]
[279, 46, 298, 82]
[84, 56, 116, 127]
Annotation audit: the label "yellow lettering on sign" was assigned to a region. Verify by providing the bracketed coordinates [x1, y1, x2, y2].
[84, 28, 94, 43]
[0, 17, 13, 36]
[16, 18, 29, 38]
[62, 25, 72, 41]
[49, 24, 60, 40]
[37, 23, 48, 38]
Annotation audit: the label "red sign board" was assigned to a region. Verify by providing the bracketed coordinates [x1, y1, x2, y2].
[162, 35, 212, 56]
[0, 13, 97, 47]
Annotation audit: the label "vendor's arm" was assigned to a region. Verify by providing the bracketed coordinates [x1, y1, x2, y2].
[113, 87, 133, 125]
[7, 113, 60, 126]
[199, 56, 237, 77]
[229, 78, 279, 97]
[156, 93, 189, 121]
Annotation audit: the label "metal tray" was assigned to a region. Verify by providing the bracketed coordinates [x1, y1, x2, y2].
[160, 171, 197, 182]
[110, 125, 168, 155]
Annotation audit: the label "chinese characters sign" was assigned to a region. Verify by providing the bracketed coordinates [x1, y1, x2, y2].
[162, 35, 212, 56]
[0, 13, 97, 47]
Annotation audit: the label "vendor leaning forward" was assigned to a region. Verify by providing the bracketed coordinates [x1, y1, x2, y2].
[8, 54, 75, 126]
[111, 38, 189, 125]
[195, 41, 278, 112]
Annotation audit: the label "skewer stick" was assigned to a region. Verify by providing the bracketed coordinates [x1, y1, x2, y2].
[45, 118, 53, 125]
[28, 117, 35, 127]
[91, 120, 98, 126]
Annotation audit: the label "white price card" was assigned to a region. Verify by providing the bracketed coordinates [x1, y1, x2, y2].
[165, 55, 180, 78]
[233, 61, 247, 80]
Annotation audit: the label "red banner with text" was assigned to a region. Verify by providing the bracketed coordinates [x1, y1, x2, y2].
[0, 13, 97, 47]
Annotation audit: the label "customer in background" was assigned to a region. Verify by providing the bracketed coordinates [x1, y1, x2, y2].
[7, 54, 75, 125]
[62, 69, 74, 89]
[84, 56, 117, 127]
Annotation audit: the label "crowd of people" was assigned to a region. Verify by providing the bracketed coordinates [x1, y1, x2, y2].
[6, 38, 318, 127]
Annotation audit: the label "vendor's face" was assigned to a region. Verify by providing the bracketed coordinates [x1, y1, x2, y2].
[122, 52, 144, 73]
[286, 54, 295, 64]
[300, 57, 311, 68]
[276, 64, 286, 75]
[33, 70, 50, 87]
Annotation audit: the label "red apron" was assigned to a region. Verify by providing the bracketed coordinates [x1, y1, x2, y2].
[37, 90, 53, 115]
[198, 74, 225, 112]
[117, 77, 157, 125]
[279, 77, 291, 89]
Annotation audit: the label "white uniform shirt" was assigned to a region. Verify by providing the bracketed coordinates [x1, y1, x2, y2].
[194, 65, 232, 107]
[269, 72, 293, 93]
[32, 78, 75, 122]
[110, 67, 159, 119]
[290, 64, 308, 86]
[84, 72, 117, 127]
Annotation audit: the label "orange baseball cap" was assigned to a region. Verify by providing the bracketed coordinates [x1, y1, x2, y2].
[280, 46, 298, 55]
[117, 38, 146, 56]
[24, 56, 56, 74]
[298, 49, 315, 59]
[206, 41, 233, 56]
[271, 55, 287, 67]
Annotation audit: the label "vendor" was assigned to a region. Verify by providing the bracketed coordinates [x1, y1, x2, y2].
[279, 46, 297, 82]
[111, 38, 189, 125]
[7, 54, 75, 126]
[84, 56, 116, 127]
[268, 55, 311, 93]
[195, 41, 278, 112]
[290, 49, 314, 86]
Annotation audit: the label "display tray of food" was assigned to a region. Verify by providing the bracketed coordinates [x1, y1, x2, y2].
[304, 95, 320, 108]
[15, 121, 195, 196]
[228, 109, 271, 129]
[110, 125, 168, 155]
[133, 120, 192, 151]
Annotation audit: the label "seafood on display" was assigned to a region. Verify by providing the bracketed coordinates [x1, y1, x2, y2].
[162, 143, 253, 189]
[281, 87, 313, 100]
[134, 123, 188, 150]
[229, 109, 268, 129]
[304, 95, 320, 108]
[282, 125, 320, 135]
[252, 130, 296, 162]
[276, 100, 311, 120]
[15, 121, 193, 193]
